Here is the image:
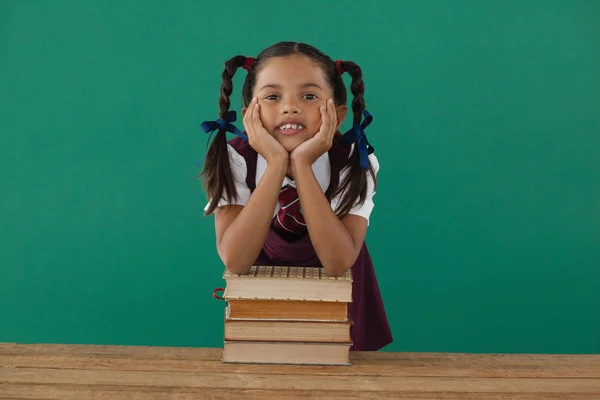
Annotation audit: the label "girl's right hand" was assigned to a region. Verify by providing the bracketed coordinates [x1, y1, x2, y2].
[243, 97, 288, 165]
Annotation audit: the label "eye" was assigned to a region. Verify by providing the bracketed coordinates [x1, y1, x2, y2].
[264, 94, 279, 100]
[303, 93, 318, 100]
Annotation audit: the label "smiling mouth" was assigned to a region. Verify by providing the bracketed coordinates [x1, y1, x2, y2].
[277, 123, 306, 135]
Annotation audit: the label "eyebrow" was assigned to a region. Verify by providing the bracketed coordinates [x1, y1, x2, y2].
[259, 83, 323, 91]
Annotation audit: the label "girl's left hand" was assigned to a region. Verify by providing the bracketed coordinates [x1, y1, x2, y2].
[290, 98, 337, 167]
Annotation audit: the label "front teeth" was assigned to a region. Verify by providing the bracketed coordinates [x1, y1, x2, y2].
[280, 124, 304, 130]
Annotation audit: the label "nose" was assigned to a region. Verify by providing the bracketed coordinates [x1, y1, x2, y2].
[281, 98, 302, 114]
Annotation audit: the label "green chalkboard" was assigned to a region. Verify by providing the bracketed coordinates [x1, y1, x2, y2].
[1, 0, 599, 353]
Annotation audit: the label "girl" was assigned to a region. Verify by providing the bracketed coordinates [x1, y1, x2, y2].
[200, 41, 392, 351]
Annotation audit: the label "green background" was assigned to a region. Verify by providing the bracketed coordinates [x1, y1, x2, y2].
[1, 0, 599, 354]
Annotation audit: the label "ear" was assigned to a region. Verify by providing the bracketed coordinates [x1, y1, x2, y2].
[335, 105, 348, 130]
[241, 107, 247, 118]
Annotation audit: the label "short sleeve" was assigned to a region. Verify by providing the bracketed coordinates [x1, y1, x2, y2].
[203, 144, 252, 213]
[330, 152, 379, 225]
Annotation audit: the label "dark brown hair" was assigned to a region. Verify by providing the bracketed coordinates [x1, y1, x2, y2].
[201, 41, 376, 216]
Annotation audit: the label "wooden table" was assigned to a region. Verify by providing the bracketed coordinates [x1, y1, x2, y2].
[1, 343, 599, 399]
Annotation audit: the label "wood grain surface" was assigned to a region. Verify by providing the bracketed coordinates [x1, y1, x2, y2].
[1, 343, 598, 399]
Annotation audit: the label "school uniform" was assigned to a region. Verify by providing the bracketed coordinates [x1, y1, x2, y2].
[206, 134, 393, 351]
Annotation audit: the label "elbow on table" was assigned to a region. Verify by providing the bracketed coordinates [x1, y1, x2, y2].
[224, 262, 252, 275]
[323, 258, 354, 277]
[220, 252, 253, 275]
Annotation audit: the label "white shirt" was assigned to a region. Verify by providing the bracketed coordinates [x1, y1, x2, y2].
[204, 143, 379, 225]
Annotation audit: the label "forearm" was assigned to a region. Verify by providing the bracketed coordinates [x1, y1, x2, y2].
[292, 162, 356, 276]
[218, 159, 287, 274]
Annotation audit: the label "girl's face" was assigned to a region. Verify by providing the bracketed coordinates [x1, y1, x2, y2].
[243, 54, 347, 153]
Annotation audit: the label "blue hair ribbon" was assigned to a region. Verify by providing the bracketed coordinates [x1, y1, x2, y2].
[342, 110, 375, 169]
[197, 110, 248, 166]
[200, 110, 248, 142]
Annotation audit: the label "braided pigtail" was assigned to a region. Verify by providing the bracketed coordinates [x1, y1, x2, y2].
[201, 55, 250, 216]
[332, 60, 377, 217]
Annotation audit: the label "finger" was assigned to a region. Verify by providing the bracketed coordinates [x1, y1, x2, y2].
[313, 105, 329, 146]
[328, 99, 337, 134]
[317, 105, 327, 137]
[248, 97, 260, 138]
[322, 99, 336, 146]
[244, 97, 256, 120]
[323, 100, 333, 134]
[252, 99, 263, 133]
[243, 98, 256, 129]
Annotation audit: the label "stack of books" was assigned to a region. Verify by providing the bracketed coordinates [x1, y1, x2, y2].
[220, 265, 353, 365]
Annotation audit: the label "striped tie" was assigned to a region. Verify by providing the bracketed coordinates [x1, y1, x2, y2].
[272, 185, 307, 239]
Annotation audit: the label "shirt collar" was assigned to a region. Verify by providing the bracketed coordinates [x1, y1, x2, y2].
[255, 152, 331, 191]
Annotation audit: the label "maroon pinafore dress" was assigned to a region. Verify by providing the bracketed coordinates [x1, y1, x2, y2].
[228, 136, 393, 351]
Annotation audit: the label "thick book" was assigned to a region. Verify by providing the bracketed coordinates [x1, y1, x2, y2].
[222, 266, 352, 302]
[222, 341, 351, 365]
[224, 313, 352, 343]
[226, 298, 348, 321]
